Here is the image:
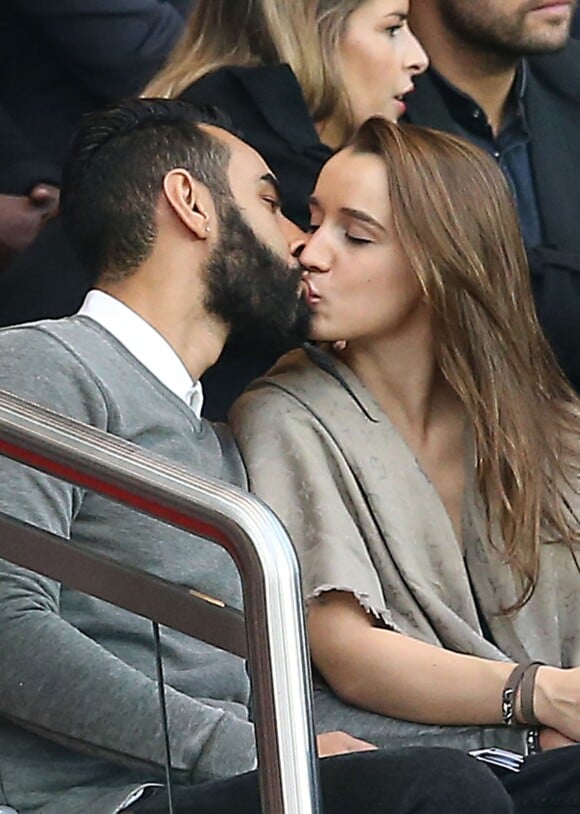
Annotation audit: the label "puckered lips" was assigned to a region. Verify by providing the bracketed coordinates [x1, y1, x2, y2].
[302, 277, 322, 306]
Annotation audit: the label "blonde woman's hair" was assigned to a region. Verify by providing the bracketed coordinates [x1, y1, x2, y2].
[144, 0, 365, 142]
[351, 117, 580, 610]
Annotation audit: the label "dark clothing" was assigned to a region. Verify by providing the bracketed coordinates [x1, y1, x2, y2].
[495, 745, 580, 813]
[181, 64, 332, 232]
[133, 746, 580, 814]
[405, 41, 580, 393]
[133, 748, 514, 814]
[0, 0, 194, 328]
[0, 104, 55, 195]
[573, 9, 580, 38]
[428, 65, 542, 248]
[180, 64, 332, 420]
[0, 0, 193, 182]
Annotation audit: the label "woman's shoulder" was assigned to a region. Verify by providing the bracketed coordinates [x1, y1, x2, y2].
[232, 348, 325, 414]
[179, 64, 324, 151]
[179, 64, 331, 230]
[179, 63, 305, 118]
[230, 346, 380, 434]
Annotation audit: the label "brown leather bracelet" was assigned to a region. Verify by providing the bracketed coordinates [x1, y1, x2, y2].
[519, 661, 545, 726]
[502, 661, 533, 726]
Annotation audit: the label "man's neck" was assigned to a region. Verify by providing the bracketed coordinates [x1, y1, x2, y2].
[98, 282, 228, 383]
[411, 11, 520, 134]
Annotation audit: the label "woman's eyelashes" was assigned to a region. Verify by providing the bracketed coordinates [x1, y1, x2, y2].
[384, 23, 404, 38]
[345, 234, 373, 246]
[307, 222, 373, 246]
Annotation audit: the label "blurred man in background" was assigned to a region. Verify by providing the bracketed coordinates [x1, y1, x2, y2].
[407, 0, 580, 392]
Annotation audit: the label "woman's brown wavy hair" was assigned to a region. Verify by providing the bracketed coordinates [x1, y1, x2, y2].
[351, 117, 580, 610]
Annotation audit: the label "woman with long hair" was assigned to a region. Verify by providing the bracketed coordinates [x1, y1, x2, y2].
[144, 0, 428, 418]
[231, 119, 580, 768]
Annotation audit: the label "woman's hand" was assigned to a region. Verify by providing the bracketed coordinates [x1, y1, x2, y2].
[316, 730, 377, 757]
[534, 666, 580, 742]
[539, 727, 578, 750]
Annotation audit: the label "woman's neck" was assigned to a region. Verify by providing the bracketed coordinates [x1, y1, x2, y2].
[339, 325, 455, 440]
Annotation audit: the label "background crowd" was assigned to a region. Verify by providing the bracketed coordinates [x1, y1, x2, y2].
[1, 2, 580, 814]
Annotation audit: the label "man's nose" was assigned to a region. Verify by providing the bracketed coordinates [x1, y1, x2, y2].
[279, 213, 306, 255]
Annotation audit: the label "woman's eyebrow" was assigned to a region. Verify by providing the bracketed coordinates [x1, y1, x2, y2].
[340, 207, 386, 233]
[309, 197, 386, 232]
[382, 12, 407, 22]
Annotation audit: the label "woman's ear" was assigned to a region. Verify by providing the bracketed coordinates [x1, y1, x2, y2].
[162, 168, 213, 239]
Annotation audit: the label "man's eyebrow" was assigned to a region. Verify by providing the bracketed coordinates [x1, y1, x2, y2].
[259, 172, 282, 200]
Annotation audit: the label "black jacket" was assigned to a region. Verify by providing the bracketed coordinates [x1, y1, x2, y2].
[0, 0, 193, 185]
[0, 104, 56, 195]
[181, 64, 332, 231]
[0, 0, 194, 328]
[405, 41, 580, 392]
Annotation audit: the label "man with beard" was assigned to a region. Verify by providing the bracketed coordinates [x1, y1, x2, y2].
[406, 0, 580, 394]
[0, 100, 513, 814]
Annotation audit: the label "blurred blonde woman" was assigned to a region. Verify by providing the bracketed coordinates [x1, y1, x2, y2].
[232, 119, 580, 785]
[145, 0, 427, 417]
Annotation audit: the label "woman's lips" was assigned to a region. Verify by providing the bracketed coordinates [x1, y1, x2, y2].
[394, 98, 407, 117]
[302, 278, 322, 306]
[393, 86, 415, 117]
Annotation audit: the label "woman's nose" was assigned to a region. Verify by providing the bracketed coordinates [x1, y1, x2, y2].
[406, 29, 429, 76]
[299, 232, 331, 273]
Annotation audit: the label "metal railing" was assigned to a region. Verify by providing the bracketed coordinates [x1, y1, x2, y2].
[0, 388, 321, 814]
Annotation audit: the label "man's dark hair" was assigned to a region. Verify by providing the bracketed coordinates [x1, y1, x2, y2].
[60, 98, 234, 282]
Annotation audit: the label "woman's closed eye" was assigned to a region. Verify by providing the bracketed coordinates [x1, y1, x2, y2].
[308, 222, 373, 245]
[345, 233, 373, 246]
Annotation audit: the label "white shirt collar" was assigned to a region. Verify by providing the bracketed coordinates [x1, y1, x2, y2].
[78, 290, 204, 418]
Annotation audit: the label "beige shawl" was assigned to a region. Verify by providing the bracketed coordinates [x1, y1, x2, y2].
[231, 347, 580, 668]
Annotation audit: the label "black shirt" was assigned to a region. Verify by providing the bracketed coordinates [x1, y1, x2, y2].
[429, 64, 543, 248]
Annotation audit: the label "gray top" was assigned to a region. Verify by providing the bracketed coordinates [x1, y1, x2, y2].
[232, 348, 580, 748]
[0, 317, 256, 814]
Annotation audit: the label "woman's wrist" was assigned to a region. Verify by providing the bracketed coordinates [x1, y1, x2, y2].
[533, 665, 561, 728]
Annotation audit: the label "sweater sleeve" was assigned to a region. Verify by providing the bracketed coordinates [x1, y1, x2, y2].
[0, 326, 256, 782]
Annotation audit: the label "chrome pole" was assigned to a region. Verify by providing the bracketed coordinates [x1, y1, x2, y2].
[0, 388, 320, 814]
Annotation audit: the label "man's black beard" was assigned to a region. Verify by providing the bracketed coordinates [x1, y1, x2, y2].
[204, 203, 312, 351]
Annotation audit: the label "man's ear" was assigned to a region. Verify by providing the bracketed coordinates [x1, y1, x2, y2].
[162, 169, 213, 240]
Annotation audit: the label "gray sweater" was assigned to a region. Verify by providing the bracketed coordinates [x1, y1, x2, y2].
[0, 317, 256, 814]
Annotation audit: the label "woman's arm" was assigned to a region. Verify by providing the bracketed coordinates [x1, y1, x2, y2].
[309, 590, 580, 744]
[309, 591, 515, 725]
